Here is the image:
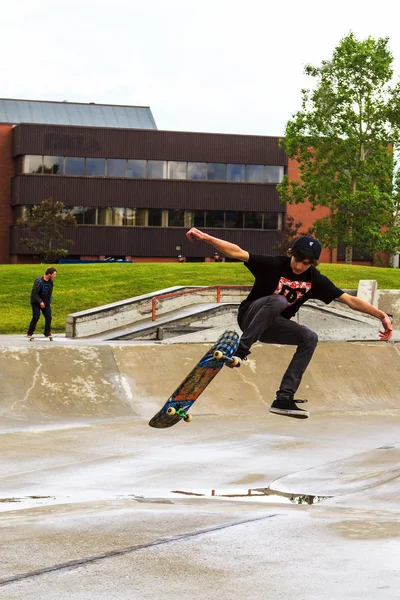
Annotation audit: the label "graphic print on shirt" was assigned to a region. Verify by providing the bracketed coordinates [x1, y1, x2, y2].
[41, 282, 51, 295]
[273, 277, 312, 305]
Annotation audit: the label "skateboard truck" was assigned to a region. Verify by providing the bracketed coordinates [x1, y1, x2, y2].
[213, 350, 240, 367]
[166, 406, 193, 422]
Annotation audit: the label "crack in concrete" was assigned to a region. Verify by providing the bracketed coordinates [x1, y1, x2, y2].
[0, 513, 279, 587]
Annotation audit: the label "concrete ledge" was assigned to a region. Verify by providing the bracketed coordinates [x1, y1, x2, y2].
[66, 286, 251, 338]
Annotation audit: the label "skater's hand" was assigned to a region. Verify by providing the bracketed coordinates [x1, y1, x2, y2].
[40, 302, 45, 308]
[186, 227, 207, 242]
[379, 314, 393, 341]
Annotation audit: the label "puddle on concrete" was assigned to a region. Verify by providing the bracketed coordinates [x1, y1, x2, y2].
[0, 496, 54, 503]
[172, 488, 331, 505]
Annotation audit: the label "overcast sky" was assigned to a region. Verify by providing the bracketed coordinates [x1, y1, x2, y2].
[1, 0, 400, 136]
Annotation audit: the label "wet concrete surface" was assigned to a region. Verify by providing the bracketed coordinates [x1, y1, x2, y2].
[0, 337, 399, 599]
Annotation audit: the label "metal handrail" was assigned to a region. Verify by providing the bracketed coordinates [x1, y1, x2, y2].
[151, 285, 251, 321]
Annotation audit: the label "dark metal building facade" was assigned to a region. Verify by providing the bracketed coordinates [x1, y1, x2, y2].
[8, 122, 288, 262]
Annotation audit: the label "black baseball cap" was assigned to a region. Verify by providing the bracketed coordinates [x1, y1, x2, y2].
[291, 236, 322, 260]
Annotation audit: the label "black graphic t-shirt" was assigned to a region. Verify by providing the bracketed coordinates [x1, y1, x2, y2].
[239, 254, 344, 320]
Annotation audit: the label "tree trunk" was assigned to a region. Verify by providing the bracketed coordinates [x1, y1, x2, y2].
[345, 245, 353, 264]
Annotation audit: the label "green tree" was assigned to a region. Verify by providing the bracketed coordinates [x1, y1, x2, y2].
[17, 198, 77, 262]
[278, 32, 400, 264]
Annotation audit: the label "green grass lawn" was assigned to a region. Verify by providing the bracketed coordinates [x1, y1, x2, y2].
[1, 262, 399, 334]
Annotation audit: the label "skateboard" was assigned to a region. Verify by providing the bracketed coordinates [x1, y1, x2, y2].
[27, 335, 53, 342]
[149, 329, 240, 429]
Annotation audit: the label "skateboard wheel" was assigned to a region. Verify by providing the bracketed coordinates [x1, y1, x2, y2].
[184, 414, 193, 423]
[231, 357, 240, 367]
[214, 351, 223, 360]
[166, 407, 176, 416]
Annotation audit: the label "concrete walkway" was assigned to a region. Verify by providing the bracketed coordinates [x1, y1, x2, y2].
[0, 338, 399, 599]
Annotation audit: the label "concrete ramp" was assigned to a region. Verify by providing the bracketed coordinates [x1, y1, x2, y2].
[1, 341, 400, 423]
[0, 345, 137, 421]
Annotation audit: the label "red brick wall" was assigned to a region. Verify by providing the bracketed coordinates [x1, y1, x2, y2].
[286, 158, 336, 263]
[0, 125, 14, 263]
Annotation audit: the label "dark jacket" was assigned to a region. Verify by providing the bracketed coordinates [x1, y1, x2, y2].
[30, 276, 54, 304]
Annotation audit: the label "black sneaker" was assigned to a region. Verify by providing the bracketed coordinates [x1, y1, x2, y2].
[226, 346, 250, 369]
[269, 397, 309, 419]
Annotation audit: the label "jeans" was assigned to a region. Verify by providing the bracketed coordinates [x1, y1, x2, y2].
[238, 295, 318, 398]
[28, 303, 52, 336]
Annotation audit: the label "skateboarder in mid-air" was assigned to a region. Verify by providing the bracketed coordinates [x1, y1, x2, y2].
[186, 228, 393, 420]
[27, 267, 57, 340]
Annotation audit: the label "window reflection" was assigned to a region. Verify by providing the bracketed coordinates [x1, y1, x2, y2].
[21, 155, 284, 185]
[207, 163, 226, 181]
[227, 164, 245, 182]
[65, 157, 85, 175]
[148, 160, 167, 179]
[188, 162, 207, 180]
[265, 166, 284, 183]
[246, 165, 265, 183]
[124, 208, 137, 226]
[24, 155, 43, 173]
[43, 156, 63, 174]
[86, 158, 105, 176]
[168, 209, 185, 227]
[19, 205, 280, 230]
[127, 159, 146, 178]
[168, 161, 187, 180]
[107, 159, 126, 177]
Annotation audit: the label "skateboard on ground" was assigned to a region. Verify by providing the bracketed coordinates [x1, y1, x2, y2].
[149, 329, 240, 429]
[27, 335, 53, 342]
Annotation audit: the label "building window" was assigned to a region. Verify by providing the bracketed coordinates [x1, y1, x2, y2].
[168, 161, 187, 180]
[227, 164, 245, 182]
[86, 158, 105, 176]
[168, 209, 185, 227]
[148, 208, 162, 226]
[107, 159, 126, 177]
[83, 207, 97, 224]
[65, 157, 85, 175]
[225, 211, 244, 228]
[246, 165, 265, 183]
[193, 210, 206, 227]
[188, 162, 207, 180]
[43, 156, 64, 174]
[124, 208, 136, 226]
[263, 213, 279, 229]
[148, 160, 167, 179]
[244, 212, 263, 229]
[206, 211, 224, 227]
[127, 159, 146, 178]
[207, 163, 227, 181]
[265, 166, 284, 183]
[24, 155, 43, 173]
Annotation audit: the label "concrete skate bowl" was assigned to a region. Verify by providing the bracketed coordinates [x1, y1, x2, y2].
[1, 342, 400, 426]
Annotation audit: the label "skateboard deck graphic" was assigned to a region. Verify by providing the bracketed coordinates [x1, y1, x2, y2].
[149, 329, 239, 429]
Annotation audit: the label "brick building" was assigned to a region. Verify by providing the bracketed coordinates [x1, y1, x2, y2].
[0, 97, 359, 264]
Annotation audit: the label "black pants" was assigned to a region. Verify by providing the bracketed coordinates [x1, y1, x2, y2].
[28, 303, 52, 336]
[238, 295, 318, 398]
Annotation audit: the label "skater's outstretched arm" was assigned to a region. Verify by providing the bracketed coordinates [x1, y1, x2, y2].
[186, 228, 249, 262]
[337, 293, 393, 341]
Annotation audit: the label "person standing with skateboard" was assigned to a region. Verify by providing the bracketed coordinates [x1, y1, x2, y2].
[186, 228, 393, 419]
[27, 267, 57, 340]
